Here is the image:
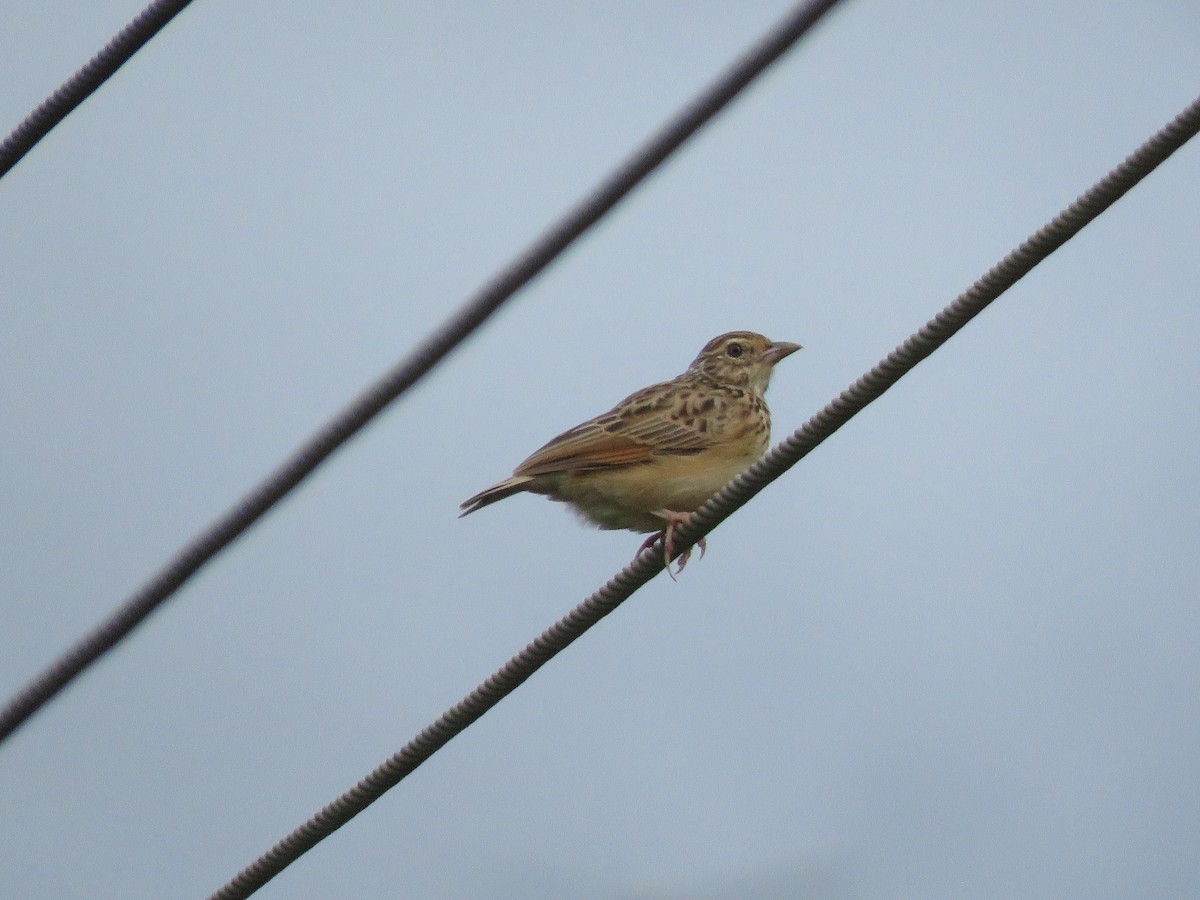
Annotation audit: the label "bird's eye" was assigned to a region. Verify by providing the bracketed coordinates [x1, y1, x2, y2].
[725, 342, 744, 358]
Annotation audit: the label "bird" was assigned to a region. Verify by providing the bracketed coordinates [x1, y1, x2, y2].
[459, 331, 801, 576]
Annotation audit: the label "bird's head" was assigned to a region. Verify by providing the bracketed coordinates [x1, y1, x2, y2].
[686, 331, 802, 394]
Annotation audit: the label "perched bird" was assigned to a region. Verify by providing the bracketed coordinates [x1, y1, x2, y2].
[460, 331, 801, 576]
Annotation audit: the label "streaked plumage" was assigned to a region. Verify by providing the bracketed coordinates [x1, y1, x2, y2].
[460, 331, 801, 575]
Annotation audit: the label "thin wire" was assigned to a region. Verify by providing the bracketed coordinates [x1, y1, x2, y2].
[0, 0, 195, 180]
[0, 0, 846, 746]
[209, 94, 1200, 900]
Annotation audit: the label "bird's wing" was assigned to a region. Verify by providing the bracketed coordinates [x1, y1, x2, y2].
[513, 384, 711, 478]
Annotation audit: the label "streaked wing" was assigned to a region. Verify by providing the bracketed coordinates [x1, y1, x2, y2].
[513, 384, 712, 478]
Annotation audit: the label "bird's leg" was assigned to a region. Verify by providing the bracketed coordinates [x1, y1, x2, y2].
[636, 532, 661, 556]
[650, 509, 706, 579]
[634, 529, 681, 580]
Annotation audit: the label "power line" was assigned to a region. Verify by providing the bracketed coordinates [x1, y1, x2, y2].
[0, 0, 847, 745]
[208, 92, 1200, 900]
[0, 0, 195, 180]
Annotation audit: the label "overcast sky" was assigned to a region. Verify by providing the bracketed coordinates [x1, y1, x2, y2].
[2, 2, 1199, 898]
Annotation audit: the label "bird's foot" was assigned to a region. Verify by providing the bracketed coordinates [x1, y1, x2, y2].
[649, 509, 706, 580]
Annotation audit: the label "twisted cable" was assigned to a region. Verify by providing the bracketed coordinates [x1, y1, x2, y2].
[670, 94, 1200, 558]
[209, 91, 1200, 900]
[0, 0, 194, 179]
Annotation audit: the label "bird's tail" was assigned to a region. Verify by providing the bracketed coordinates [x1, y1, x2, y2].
[458, 475, 535, 517]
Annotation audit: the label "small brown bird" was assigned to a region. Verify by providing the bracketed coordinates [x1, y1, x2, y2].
[460, 331, 801, 576]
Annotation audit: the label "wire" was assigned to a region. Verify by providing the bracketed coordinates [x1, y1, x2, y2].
[0, 0, 846, 746]
[208, 93, 1200, 900]
[0, 0, 195, 180]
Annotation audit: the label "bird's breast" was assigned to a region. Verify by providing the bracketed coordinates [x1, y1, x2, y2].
[546, 439, 765, 532]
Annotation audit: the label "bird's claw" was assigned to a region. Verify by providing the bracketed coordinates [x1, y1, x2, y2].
[642, 510, 706, 580]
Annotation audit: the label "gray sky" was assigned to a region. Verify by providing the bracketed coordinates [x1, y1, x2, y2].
[3, 2, 1199, 898]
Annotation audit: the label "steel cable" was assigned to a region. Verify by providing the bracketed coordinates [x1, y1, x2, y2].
[0, 0, 194, 179]
[209, 92, 1200, 900]
[0, 0, 846, 745]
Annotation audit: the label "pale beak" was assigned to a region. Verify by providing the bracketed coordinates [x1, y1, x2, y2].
[763, 341, 803, 365]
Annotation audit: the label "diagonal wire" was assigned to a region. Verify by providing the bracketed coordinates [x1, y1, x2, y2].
[0, 0, 195, 180]
[209, 93, 1200, 900]
[0, 0, 846, 746]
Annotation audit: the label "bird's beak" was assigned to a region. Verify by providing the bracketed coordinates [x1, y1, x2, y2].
[764, 341, 803, 365]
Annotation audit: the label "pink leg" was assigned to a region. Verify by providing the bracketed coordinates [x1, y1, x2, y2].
[636, 532, 660, 556]
[650, 509, 706, 579]
[633, 527, 674, 576]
